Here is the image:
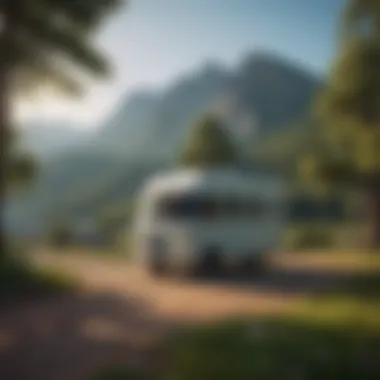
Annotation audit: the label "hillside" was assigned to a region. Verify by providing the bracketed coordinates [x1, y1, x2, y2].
[18, 51, 322, 234]
[231, 52, 320, 134]
[95, 90, 161, 156]
[19, 120, 88, 159]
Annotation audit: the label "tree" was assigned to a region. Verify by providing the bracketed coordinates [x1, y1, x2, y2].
[0, 0, 126, 257]
[180, 115, 238, 168]
[315, 0, 380, 248]
[7, 127, 36, 191]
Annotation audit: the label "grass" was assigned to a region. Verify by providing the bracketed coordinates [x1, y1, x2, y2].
[94, 248, 380, 380]
[94, 313, 379, 380]
[166, 319, 378, 380]
[274, 249, 380, 273]
[164, 287, 380, 380]
[294, 295, 380, 332]
[0, 254, 79, 301]
[94, 293, 380, 380]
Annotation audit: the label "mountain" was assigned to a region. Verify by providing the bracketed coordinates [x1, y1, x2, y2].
[17, 50, 322, 235]
[224, 52, 320, 135]
[95, 53, 320, 158]
[19, 119, 88, 158]
[96, 90, 161, 155]
[139, 63, 232, 157]
[96, 62, 231, 159]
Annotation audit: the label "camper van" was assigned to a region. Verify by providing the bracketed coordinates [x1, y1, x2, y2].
[133, 167, 286, 276]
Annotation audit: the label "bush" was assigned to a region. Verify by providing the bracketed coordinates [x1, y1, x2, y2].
[283, 225, 336, 251]
[94, 315, 379, 380]
[0, 253, 78, 300]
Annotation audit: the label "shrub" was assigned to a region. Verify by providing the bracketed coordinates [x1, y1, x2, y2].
[283, 225, 335, 251]
[0, 252, 78, 300]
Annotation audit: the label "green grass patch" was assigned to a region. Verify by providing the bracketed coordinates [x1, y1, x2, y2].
[0, 255, 79, 300]
[93, 291, 380, 380]
[166, 316, 378, 380]
[275, 250, 380, 274]
[93, 248, 380, 380]
[294, 296, 380, 334]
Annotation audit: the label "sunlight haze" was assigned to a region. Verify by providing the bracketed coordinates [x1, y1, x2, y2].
[16, 0, 344, 129]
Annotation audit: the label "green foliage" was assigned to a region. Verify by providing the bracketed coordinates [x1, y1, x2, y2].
[7, 149, 37, 191]
[282, 222, 371, 251]
[316, 0, 380, 185]
[0, 1, 127, 258]
[283, 225, 336, 251]
[343, 0, 380, 43]
[94, 310, 380, 380]
[1, 0, 127, 95]
[1, 0, 126, 190]
[165, 317, 378, 380]
[180, 115, 238, 168]
[251, 119, 320, 178]
[0, 253, 78, 300]
[93, 248, 380, 380]
[311, 0, 380, 247]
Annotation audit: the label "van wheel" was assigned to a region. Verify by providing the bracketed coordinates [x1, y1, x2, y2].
[244, 255, 267, 275]
[148, 252, 169, 277]
[200, 247, 223, 276]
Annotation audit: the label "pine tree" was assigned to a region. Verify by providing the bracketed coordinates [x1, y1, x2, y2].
[180, 115, 238, 168]
[0, 0, 126, 257]
[315, 0, 380, 247]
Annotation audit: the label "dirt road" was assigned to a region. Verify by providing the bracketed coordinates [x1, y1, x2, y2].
[0, 251, 358, 380]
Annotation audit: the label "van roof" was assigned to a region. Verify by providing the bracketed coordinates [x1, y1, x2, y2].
[140, 167, 285, 200]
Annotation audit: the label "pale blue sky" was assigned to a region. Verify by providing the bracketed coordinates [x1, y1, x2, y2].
[17, 0, 345, 128]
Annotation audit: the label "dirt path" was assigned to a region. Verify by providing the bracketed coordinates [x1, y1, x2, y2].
[0, 251, 357, 380]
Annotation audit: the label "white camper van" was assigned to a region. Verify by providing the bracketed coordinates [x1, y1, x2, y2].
[133, 168, 286, 276]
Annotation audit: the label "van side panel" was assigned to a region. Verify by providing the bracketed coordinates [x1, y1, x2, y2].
[133, 170, 286, 271]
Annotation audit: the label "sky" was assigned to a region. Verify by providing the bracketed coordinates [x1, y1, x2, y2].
[16, 0, 345, 129]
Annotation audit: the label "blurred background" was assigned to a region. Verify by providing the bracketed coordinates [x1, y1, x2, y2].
[1, 1, 380, 380]
[5, 0, 367, 253]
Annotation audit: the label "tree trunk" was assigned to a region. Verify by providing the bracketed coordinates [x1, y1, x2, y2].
[367, 183, 380, 250]
[0, 8, 13, 262]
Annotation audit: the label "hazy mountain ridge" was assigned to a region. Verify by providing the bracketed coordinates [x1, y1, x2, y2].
[229, 52, 320, 135]
[20, 120, 89, 158]
[18, 51, 322, 232]
[94, 53, 320, 156]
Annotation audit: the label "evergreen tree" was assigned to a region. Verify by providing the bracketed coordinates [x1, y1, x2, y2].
[0, 0, 126, 257]
[180, 115, 238, 168]
[313, 0, 380, 247]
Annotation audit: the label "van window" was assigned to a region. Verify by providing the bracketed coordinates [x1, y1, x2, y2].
[224, 197, 265, 218]
[247, 198, 265, 217]
[224, 197, 243, 216]
[197, 197, 219, 219]
[157, 194, 266, 220]
[157, 194, 218, 219]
